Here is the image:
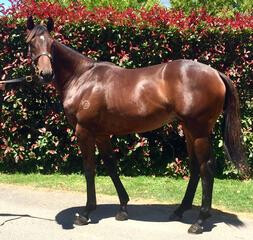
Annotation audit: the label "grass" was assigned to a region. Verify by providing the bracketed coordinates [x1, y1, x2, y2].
[0, 173, 252, 214]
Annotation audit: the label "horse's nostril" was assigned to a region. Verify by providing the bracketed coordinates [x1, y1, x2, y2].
[40, 71, 53, 83]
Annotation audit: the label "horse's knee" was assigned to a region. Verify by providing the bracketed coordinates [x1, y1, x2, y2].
[205, 158, 215, 177]
[75, 124, 90, 141]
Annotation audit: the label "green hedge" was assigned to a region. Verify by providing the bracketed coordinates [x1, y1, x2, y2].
[0, 13, 252, 177]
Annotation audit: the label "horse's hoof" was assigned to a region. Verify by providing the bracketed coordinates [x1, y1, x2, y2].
[188, 223, 203, 234]
[115, 210, 128, 221]
[74, 213, 90, 225]
[169, 212, 182, 221]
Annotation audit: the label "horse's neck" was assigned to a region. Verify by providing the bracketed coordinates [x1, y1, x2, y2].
[51, 41, 94, 91]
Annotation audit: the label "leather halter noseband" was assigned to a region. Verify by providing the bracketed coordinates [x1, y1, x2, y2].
[31, 51, 53, 78]
[32, 52, 52, 62]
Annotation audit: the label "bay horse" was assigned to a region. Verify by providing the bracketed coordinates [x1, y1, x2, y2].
[26, 17, 249, 234]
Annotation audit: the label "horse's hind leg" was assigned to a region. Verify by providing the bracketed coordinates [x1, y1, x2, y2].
[188, 128, 216, 234]
[170, 126, 200, 220]
[96, 136, 130, 220]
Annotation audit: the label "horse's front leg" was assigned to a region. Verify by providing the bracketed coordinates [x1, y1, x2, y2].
[96, 136, 129, 221]
[74, 124, 96, 225]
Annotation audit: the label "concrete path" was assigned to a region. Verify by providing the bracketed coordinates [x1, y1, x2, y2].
[0, 184, 252, 240]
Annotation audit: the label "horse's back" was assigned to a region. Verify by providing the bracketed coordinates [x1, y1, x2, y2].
[94, 59, 226, 121]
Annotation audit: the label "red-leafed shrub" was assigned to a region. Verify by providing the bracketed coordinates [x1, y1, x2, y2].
[0, 1, 252, 177]
[2, 0, 253, 29]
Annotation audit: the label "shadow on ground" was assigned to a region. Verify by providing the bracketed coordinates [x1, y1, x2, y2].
[55, 204, 245, 232]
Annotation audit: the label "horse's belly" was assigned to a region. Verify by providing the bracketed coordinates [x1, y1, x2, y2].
[100, 110, 176, 135]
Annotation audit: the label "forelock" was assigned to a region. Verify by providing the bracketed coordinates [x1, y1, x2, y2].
[26, 25, 48, 43]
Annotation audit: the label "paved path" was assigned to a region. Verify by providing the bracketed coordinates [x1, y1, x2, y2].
[0, 184, 252, 240]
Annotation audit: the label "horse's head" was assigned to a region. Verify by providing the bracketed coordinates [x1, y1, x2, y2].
[26, 16, 54, 83]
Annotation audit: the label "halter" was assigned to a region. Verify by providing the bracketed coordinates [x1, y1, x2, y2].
[32, 52, 52, 62]
[31, 51, 53, 79]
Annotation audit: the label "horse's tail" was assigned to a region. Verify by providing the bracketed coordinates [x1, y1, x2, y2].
[218, 72, 250, 178]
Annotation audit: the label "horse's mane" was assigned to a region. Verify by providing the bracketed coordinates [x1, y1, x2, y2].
[26, 25, 47, 43]
[52, 41, 95, 65]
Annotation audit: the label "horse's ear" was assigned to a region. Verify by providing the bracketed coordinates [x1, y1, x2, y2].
[27, 16, 34, 30]
[47, 17, 54, 32]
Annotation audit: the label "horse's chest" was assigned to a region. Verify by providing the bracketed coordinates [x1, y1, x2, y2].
[63, 97, 77, 115]
[63, 86, 90, 114]
[63, 100, 97, 130]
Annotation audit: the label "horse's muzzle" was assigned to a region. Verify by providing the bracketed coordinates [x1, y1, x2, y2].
[39, 71, 54, 84]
